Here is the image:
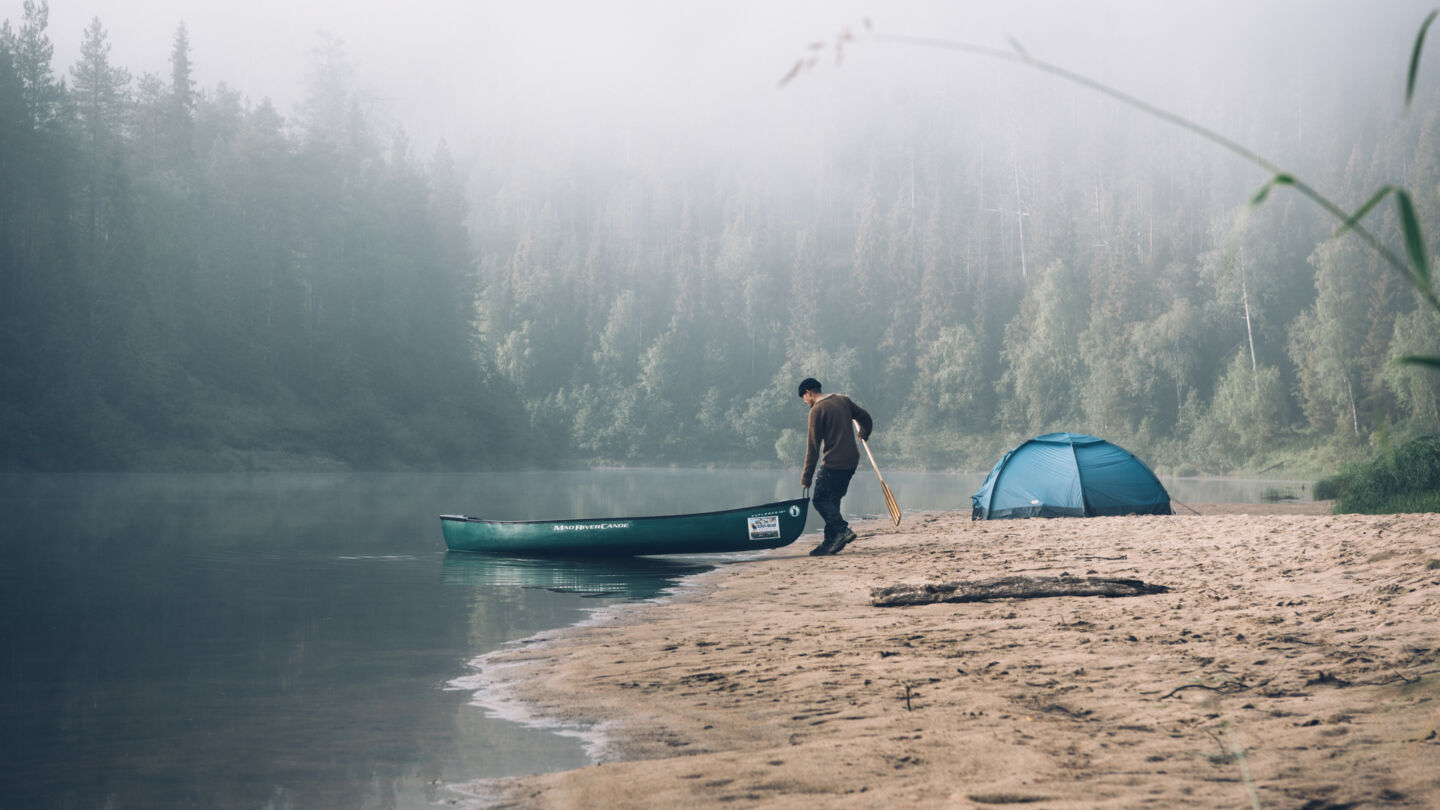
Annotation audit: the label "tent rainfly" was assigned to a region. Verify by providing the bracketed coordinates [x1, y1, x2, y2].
[971, 432, 1173, 520]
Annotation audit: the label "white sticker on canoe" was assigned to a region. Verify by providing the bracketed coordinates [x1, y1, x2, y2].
[748, 515, 781, 540]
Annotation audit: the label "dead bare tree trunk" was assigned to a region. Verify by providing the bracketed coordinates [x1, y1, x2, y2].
[1241, 248, 1257, 372]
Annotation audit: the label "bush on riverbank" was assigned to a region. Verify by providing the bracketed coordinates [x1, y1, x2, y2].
[1316, 435, 1440, 513]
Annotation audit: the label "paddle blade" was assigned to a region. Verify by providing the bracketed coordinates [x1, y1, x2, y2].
[881, 480, 901, 526]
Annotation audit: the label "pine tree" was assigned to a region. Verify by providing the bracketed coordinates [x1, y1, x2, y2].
[69, 17, 132, 350]
[166, 20, 195, 168]
[9, 0, 59, 128]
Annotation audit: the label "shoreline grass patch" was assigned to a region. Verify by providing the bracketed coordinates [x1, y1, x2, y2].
[1316, 435, 1440, 513]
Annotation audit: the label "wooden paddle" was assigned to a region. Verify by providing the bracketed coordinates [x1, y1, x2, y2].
[854, 419, 901, 526]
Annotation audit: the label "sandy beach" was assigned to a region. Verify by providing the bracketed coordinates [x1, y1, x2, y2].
[454, 503, 1440, 809]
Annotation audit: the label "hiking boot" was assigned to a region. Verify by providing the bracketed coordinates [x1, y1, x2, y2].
[809, 537, 835, 556]
[826, 528, 858, 555]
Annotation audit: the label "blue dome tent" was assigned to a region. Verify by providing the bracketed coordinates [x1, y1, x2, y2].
[971, 432, 1172, 520]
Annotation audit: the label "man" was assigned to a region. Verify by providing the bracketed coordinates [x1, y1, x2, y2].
[797, 377, 873, 556]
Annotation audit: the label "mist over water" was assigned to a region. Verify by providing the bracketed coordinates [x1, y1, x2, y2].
[0, 472, 713, 809]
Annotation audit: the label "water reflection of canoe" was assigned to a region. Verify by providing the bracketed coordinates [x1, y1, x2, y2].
[440, 553, 711, 598]
[440, 498, 810, 556]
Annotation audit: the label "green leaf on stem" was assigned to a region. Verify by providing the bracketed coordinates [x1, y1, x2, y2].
[1407, 10, 1437, 109]
[1395, 354, 1440, 370]
[1338, 185, 1397, 235]
[1395, 189, 1431, 287]
[1247, 173, 1295, 209]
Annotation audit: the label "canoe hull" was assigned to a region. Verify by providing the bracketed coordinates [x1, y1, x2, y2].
[441, 498, 810, 556]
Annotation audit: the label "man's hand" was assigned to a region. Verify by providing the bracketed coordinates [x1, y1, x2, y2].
[852, 418, 870, 443]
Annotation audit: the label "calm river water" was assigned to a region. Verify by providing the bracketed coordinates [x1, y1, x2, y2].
[0, 470, 1309, 809]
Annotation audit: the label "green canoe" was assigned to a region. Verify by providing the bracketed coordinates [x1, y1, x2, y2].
[440, 498, 810, 556]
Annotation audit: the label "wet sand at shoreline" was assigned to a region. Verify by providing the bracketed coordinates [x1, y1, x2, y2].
[453, 503, 1440, 809]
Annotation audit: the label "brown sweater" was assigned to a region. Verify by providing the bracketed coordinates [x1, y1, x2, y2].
[801, 394, 874, 487]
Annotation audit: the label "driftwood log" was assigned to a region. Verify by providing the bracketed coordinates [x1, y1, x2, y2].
[870, 575, 1170, 607]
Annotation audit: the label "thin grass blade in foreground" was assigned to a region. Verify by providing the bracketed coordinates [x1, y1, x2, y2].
[1408, 9, 1438, 108]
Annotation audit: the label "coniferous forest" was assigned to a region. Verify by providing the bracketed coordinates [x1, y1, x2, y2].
[3, 1, 1439, 473]
[1, 6, 529, 469]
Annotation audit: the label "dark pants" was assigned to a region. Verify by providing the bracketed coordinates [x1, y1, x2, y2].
[812, 466, 855, 542]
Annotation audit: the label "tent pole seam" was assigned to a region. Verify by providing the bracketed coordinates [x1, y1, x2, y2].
[1070, 441, 1092, 517]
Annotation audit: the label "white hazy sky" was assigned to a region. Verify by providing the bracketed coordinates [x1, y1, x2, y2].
[6, 0, 1435, 166]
